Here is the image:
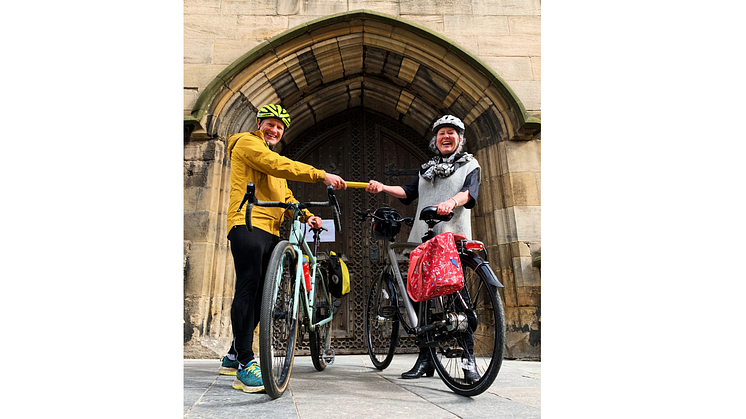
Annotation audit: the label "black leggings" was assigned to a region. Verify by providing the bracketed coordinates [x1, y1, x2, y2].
[227, 225, 280, 366]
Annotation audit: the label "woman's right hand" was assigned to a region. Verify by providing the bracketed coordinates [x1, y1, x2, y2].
[366, 180, 384, 193]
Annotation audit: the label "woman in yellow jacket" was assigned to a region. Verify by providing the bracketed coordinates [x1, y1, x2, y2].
[221, 104, 347, 393]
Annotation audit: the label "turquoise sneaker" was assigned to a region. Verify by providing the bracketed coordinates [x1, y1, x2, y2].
[232, 360, 265, 393]
[218, 356, 239, 376]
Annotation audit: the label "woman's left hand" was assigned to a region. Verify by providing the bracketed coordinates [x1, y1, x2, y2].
[307, 216, 323, 228]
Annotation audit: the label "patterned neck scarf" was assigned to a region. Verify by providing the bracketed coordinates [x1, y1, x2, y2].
[420, 152, 475, 180]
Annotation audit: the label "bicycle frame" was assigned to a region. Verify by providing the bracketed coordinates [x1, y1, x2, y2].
[271, 210, 333, 335]
[382, 241, 420, 329]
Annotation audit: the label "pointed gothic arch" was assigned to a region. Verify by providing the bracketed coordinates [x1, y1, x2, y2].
[185, 10, 539, 148]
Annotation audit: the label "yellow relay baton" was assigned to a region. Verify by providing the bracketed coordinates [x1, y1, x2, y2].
[346, 181, 370, 188]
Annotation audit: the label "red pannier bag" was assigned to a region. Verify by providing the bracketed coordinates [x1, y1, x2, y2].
[407, 232, 464, 302]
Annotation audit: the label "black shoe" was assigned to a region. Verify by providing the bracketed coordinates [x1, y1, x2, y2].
[401, 350, 435, 379]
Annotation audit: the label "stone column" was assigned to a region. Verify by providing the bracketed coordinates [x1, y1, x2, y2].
[472, 137, 541, 359]
[184, 137, 235, 358]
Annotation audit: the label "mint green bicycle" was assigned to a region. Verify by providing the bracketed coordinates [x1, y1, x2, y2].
[237, 182, 342, 399]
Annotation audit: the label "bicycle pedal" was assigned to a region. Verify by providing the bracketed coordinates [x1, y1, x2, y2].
[322, 348, 335, 365]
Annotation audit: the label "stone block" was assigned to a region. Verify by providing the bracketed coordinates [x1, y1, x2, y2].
[221, 0, 276, 15]
[184, 0, 221, 14]
[507, 80, 541, 112]
[277, 0, 301, 15]
[503, 171, 540, 207]
[493, 208, 509, 245]
[396, 90, 415, 114]
[444, 34, 479, 56]
[310, 20, 355, 43]
[212, 39, 264, 66]
[478, 34, 541, 57]
[184, 242, 216, 296]
[184, 184, 220, 214]
[184, 210, 219, 243]
[348, 0, 399, 16]
[480, 56, 533, 81]
[312, 40, 345, 83]
[184, 38, 213, 65]
[508, 15, 541, 35]
[288, 15, 321, 28]
[184, 15, 238, 39]
[304, 0, 349, 15]
[364, 33, 407, 55]
[338, 33, 364, 75]
[283, 55, 309, 90]
[400, 14, 445, 33]
[473, 0, 541, 16]
[185, 89, 200, 115]
[443, 15, 510, 36]
[237, 16, 290, 41]
[511, 205, 541, 243]
[264, 57, 291, 83]
[516, 287, 540, 310]
[504, 139, 541, 172]
[399, 0, 472, 15]
[184, 64, 224, 90]
[531, 56, 540, 80]
[512, 256, 538, 287]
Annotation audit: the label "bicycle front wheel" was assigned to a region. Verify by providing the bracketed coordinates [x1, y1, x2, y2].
[259, 241, 300, 399]
[428, 254, 506, 397]
[364, 271, 399, 370]
[309, 266, 332, 371]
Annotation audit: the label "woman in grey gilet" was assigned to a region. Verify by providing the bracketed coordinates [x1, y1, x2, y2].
[365, 114, 481, 380]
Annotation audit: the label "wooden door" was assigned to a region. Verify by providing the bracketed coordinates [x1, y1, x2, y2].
[282, 108, 431, 354]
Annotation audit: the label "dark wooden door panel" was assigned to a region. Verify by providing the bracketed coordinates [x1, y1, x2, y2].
[284, 108, 430, 354]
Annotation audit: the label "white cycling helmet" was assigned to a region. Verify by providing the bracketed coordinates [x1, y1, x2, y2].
[431, 115, 465, 134]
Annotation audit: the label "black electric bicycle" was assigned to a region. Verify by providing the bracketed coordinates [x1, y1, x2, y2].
[357, 205, 506, 397]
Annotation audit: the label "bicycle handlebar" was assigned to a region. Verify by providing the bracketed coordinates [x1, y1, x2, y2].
[237, 183, 342, 233]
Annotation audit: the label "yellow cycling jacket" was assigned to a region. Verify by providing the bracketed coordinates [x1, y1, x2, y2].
[226, 130, 327, 237]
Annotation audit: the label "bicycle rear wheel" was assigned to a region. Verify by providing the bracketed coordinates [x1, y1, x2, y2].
[364, 271, 399, 370]
[309, 267, 332, 371]
[428, 254, 505, 397]
[259, 241, 300, 399]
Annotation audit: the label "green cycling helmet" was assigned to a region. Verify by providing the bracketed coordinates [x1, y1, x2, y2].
[257, 104, 291, 128]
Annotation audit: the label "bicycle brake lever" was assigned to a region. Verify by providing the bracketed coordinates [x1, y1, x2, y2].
[239, 183, 258, 232]
[238, 183, 257, 212]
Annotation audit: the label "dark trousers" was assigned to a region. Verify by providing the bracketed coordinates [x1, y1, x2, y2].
[227, 225, 280, 367]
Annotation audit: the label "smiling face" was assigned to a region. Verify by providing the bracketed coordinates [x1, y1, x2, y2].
[258, 118, 286, 146]
[435, 126, 462, 155]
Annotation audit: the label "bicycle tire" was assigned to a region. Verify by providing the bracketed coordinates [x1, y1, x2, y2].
[259, 241, 300, 399]
[309, 267, 332, 371]
[364, 271, 399, 370]
[428, 253, 506, 397]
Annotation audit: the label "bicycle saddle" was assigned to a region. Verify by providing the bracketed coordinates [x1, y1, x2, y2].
[419, 206, 454, 222]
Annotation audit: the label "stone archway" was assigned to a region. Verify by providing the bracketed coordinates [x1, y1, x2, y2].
[184, 10, 541, 359]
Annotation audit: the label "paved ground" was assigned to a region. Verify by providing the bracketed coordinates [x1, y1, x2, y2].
[184, 354, 540, 418]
